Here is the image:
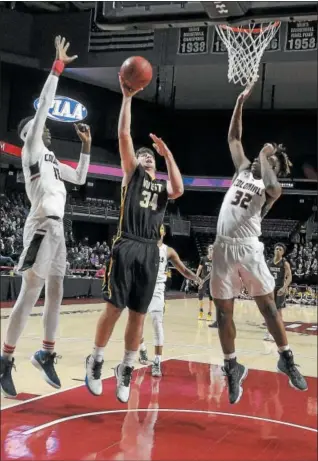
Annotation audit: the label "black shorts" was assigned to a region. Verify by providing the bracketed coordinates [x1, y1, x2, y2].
[198, 279, 213, 301]
[103, 234, 159, 314]
[274, 287, 286, 309]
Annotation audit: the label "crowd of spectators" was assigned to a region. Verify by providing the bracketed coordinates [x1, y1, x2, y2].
[1, 192, 317, 286]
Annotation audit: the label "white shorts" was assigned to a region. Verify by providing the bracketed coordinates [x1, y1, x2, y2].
[210, 236, 275, 299]
[147, 290, 165, 314]
[18, 217, 66, 279]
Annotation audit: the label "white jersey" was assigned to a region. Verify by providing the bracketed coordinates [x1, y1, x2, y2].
[217, 170, 266, 238]
[23, 147, 67, 220]
[154, 243, 168, 295]
[21, 73, 90, 222]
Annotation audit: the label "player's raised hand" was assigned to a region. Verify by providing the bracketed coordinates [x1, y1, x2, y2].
[119, 74, 143, 98]
[74, 123, 91, 144]
[237, 82, 254, 103]
[55, 36, 78, 65]
[150, 134, 170, 157]
[260, 143, 277, 157]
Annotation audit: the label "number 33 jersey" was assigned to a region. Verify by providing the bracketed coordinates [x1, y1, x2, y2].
[120, 164, 168, 240]
[22, 146, 67, 220]
[217, 169, 266, 238]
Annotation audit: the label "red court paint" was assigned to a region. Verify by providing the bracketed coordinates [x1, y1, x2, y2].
[1, 360, 317, 461]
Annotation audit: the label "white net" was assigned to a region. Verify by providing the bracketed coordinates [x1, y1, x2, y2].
[215, 22, 281, 86]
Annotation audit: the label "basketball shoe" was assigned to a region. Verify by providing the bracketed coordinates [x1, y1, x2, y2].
[206, 312, 212, 322]
[114, 364, 134, 403]
[198, 310, 204, 320]
[139, 349, 149, 365]
[223, 358, 248, 404]
[31, 350, 61, 389]
[277, 350, 308, 391]
[152, 358, 162, 377]
[85, 354, 104, 396]
[0, 356, 17, 398]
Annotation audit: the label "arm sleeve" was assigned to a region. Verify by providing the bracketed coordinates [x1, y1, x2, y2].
[58, 154, 90, 185]
[24, 73, 59, 165]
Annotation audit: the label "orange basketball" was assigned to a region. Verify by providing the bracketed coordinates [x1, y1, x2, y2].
[120, 56, 153, 91]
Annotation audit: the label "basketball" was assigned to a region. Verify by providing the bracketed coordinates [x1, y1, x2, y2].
[120, 56, 153, 91]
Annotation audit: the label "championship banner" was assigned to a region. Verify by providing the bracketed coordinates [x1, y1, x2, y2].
[178, 26, 208, 55]
[285, 20, 317, 52]
[211, 26, 280, 53]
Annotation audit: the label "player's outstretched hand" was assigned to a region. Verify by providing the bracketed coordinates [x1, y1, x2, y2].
[74, 123, 91, 144]
[237, 82, 254, 103]
[150, 134, 170, 157]
[55, 36, 78, 65]
[197, 278, 204, 288]
[119, 74, 143, 98]
[260, 143, 277, 158]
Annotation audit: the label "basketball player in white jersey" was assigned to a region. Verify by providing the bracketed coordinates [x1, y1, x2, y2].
[0, 37, 91, 398]
[139, 225, 201, 377]
[210, 85, 307, 404]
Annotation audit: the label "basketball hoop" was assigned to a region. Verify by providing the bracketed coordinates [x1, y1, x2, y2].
[215, 21, 281, 86]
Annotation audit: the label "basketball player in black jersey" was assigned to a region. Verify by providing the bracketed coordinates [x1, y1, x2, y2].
[85, 75, 184, 403]
[196, 245, 214, 321]
[264, 243, 292, 341]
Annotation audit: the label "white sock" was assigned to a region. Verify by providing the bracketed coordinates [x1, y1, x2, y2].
[278, 345, 290, 353]
[120, 349, 137, 371]
[224, 352, 236, 360]
[140, 342, 147, 352]
[154, 354, 162, 363]
[92, 346, 105, 363]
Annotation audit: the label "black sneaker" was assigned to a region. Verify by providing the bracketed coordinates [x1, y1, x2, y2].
[139, 349, 148, 365]
[223, 359, 248, 404]
[277, 350, 308, 391]
[0, 356, 17, 398]
[31, 350, 61, 389]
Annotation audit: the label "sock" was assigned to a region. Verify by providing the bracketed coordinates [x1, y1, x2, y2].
[2, 343, 15, 360]
[278, 345, 290, 353]
[199, 307, 203, 313]
[154, 354, 162, 363]
[120, 349, 137, 371]
[224, 352, 236, 361]
[42, 340, 55, 354]
[140, 342, 147, 352]
[92, 346, 105, 363]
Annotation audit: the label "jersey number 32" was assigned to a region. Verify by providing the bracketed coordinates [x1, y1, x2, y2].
[231, 191, 252, 209]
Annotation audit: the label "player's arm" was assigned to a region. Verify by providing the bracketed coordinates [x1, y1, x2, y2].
[278, 261, 293, 295]
[150, 134, 184, 199]
[118, 75, 143, 183]
[259, 143, 282, 204]
[228, 84, 254, 173]
[196, 260, 203, 278]
[25, 37, 77, 163]
[58, 124, 91, 185]
[168, 247, 201, 284]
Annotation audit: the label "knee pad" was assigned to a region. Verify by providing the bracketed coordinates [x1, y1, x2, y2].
[150, 311, 164, 346]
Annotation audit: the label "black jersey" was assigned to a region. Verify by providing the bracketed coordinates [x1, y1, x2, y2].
[200, 256, 213, 278]
[119, 164, 168, 241]
[268, 258, 286, 288]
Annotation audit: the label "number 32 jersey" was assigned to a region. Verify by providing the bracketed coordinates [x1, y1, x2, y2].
[120, 164, 168, 240]
[217, 169, 266, 238]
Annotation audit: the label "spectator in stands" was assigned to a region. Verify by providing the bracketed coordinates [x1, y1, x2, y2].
[0, 254, 15, 267]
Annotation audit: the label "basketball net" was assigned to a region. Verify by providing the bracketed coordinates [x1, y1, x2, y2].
[215, 21, 281, 86]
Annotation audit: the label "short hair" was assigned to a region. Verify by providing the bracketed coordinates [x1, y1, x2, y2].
[17, 116, 34, 139]
[136, 147, 155, 158]
[273, 144, 292, 177]
[275, 242, 286, 254]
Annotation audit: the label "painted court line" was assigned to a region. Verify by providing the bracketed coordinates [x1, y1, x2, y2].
[22, 408, 318, 435]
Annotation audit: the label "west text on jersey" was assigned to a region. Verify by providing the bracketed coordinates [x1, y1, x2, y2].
[142, 178, 164, 193]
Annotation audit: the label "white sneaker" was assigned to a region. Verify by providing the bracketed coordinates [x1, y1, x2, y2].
[152, 359, 162, 377]
[114, 364, 134, 403]
[263, 331, 275, 342]
[85, 355, 103, 396]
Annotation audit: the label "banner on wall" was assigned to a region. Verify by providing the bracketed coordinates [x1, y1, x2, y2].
[285, 20, 317, 51]
[178, 26, 208, 55]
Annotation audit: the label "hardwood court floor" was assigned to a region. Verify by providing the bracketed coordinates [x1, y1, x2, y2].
[1, 298, 317, 460]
